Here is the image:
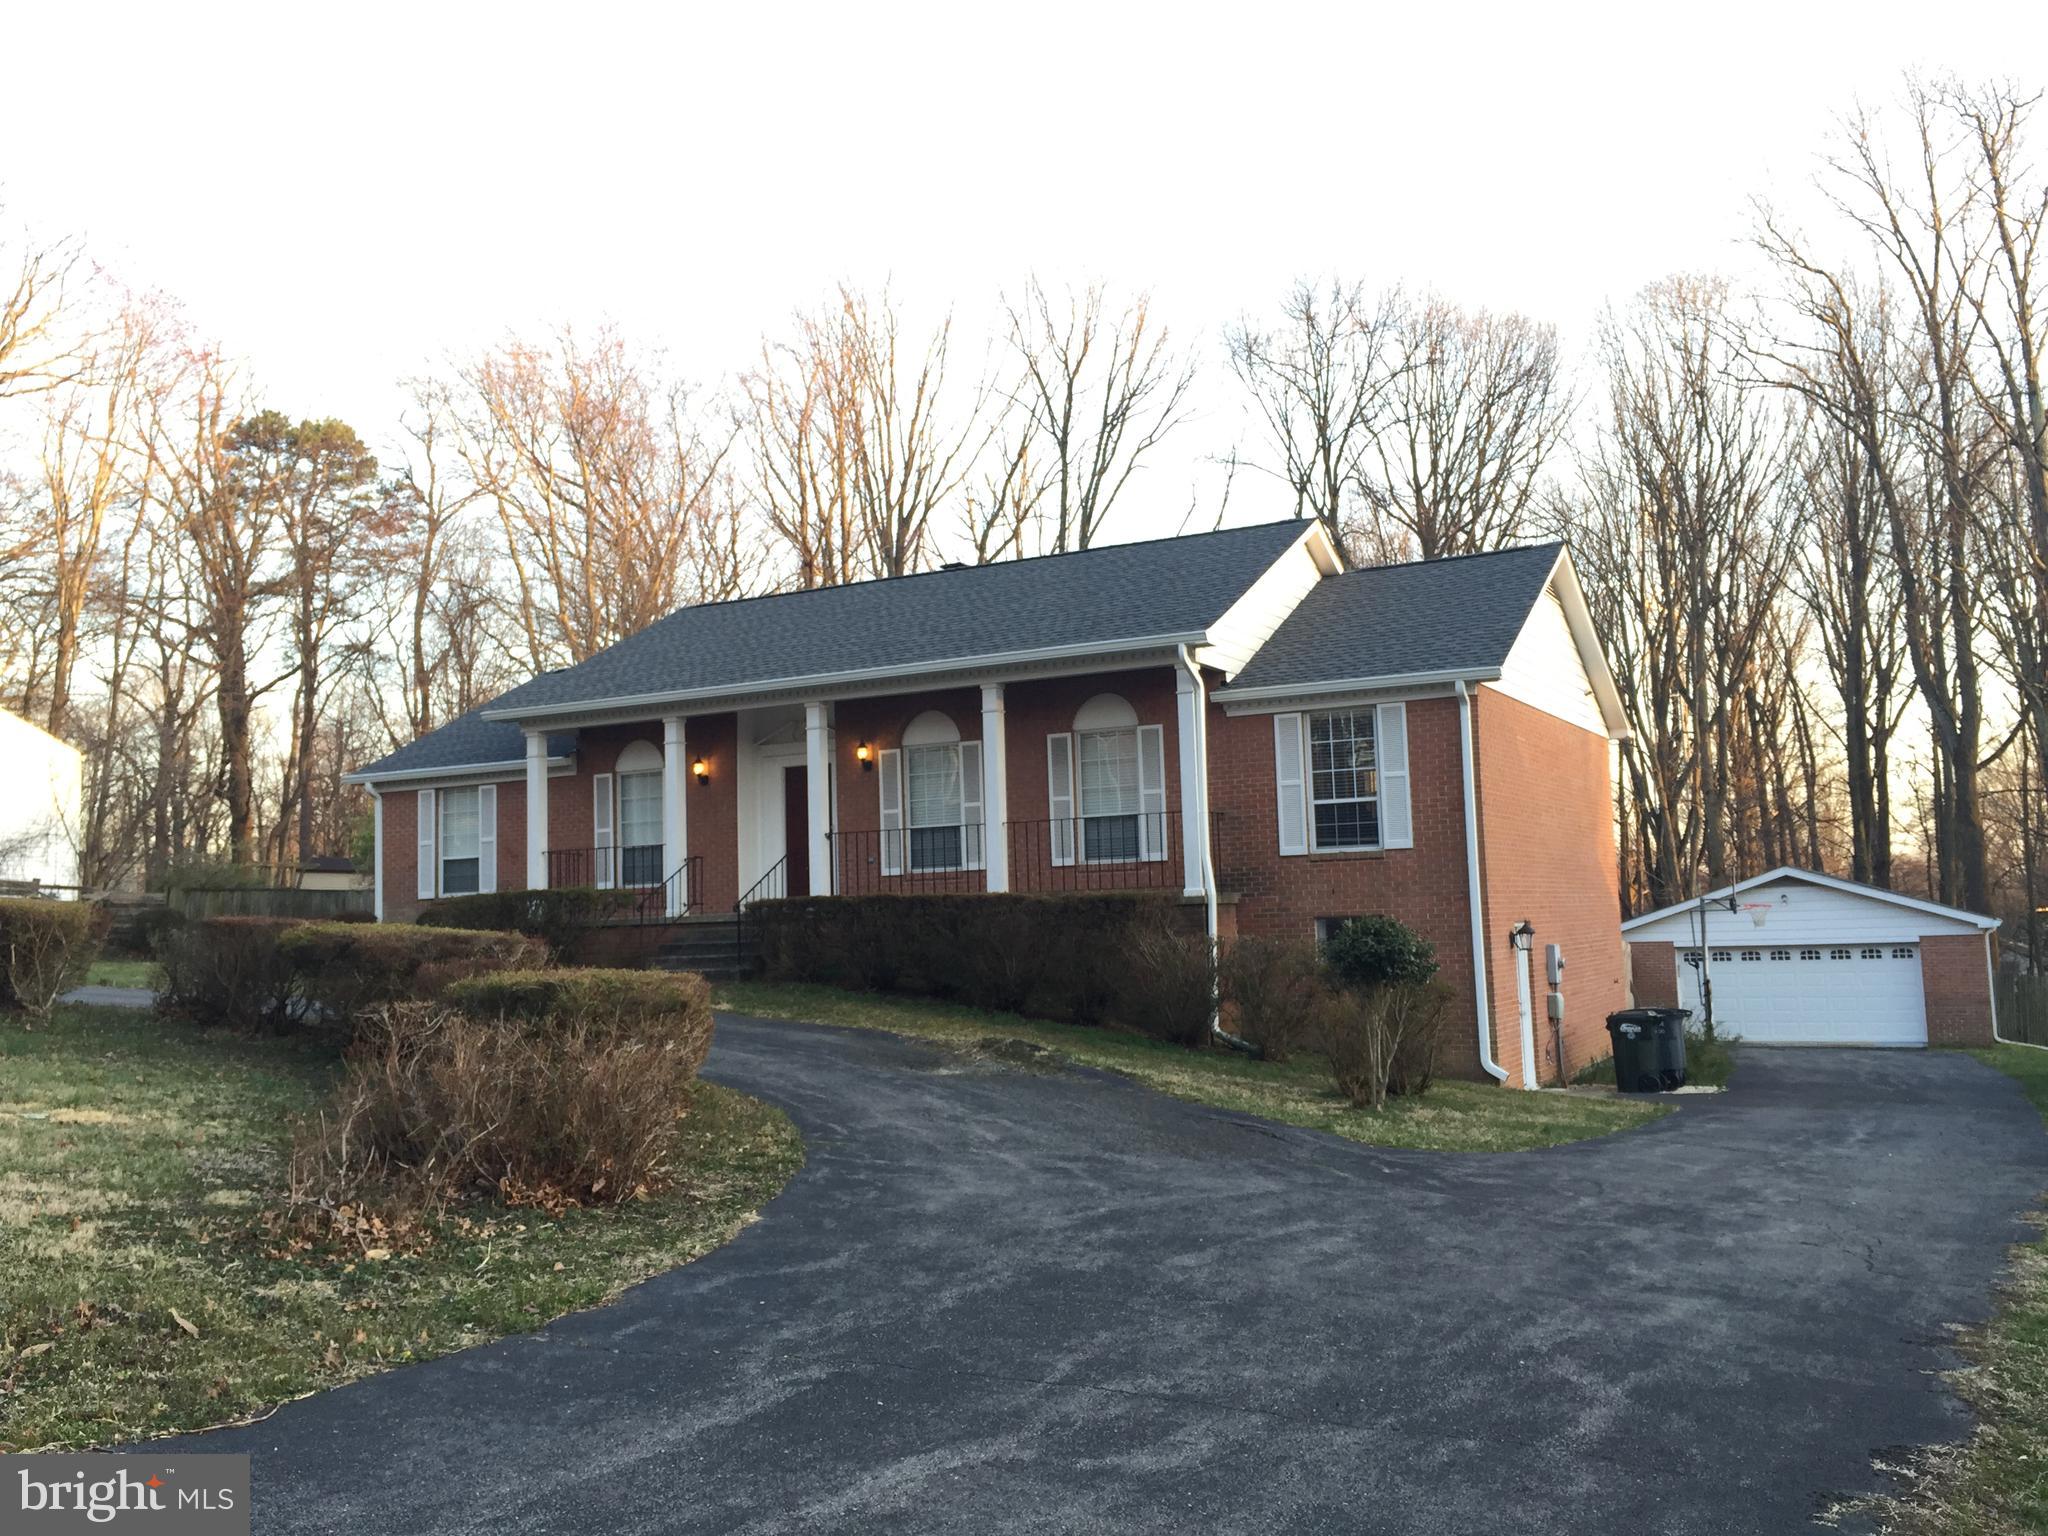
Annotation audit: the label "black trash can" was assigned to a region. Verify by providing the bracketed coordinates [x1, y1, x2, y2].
[1606, 1008, 1689, 1093]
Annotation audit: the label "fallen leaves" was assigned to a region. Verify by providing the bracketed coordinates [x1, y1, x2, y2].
[169, 1309, 199, 1339]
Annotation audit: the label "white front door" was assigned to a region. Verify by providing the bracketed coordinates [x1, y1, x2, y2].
[1678, 943, 1928, 1046]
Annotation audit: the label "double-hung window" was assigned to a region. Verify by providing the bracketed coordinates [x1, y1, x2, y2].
[1077, 724, 1142, 861]
[618, 770, 664, 887]
[906, 743, 965, 872]
[1308, 709, 1378, 851]
[440, 786, 482, 895]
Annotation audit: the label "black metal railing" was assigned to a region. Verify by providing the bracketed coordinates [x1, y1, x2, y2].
[828, 826, 990, 896]
[733, 856, 789, 975]
[540, 848, 701, 924]
[1007, 811, 1180, 892]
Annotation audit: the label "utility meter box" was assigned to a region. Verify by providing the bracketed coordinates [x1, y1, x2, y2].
[1546, 944, 1565, 986]
[1546, 992, 1565, 1021]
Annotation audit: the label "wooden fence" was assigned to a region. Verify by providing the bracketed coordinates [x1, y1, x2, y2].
[168, 886, 374, 921]
[1996, 973, 2048, 1047]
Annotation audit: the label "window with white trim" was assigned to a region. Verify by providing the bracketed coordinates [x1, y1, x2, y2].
[1308, 709, 1378, 851]
[907, 742, 965, 871]
[441, 786, 481, 896]
[618, 768, 664, 886]
[1078, 724, 1141, 860]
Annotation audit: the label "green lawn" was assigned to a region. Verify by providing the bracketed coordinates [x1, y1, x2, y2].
[83, 958, 157, 989]
[715, 980, 1670, 1153]
[0, 1006, 801, 1450]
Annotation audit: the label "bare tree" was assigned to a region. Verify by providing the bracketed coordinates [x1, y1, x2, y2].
[453, 326, 747, 669]
[0, 218, 86, 401]
[1359, 296, 1570, 559]
[1227, 279, 1400, 559]
[1000, 277, 1195, 553]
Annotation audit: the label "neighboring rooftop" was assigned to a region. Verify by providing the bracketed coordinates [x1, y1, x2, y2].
[482, 519, 1314, 719]
[1221, 542, 1565, 693]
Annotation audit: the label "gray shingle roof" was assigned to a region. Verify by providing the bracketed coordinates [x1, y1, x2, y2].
[349, 703, 576, 781]
[485, 518, 1313, 717]
[1223, 542, 1564, 693]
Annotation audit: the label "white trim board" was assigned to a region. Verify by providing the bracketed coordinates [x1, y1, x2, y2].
[1623, 866, 1999, 937]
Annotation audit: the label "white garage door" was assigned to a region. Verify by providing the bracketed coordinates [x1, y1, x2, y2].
[1675, 943, 1927, 1046]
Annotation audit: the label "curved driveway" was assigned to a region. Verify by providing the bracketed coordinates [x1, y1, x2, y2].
[181, 1014, 2048, 1534]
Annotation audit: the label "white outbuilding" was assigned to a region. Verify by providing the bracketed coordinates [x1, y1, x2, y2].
[0, 707, 82, 894]
[1621, 867, 2000, 1048]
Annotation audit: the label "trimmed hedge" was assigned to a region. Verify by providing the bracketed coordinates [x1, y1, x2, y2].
[751, 893, 1206, 1034]
[444, 967, 715, 1076]
[0, 897, 107, 1018]
[418, 887, 635, 961]
[279, 922, 547, 1024]
[155, 916, 303, 1032]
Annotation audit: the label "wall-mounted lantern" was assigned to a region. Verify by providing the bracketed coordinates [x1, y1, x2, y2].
[692, 756, 711, 787]
[855, 742, 875, 773]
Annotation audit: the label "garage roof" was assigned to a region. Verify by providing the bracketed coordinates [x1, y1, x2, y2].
[1621, 867, 2000, 934]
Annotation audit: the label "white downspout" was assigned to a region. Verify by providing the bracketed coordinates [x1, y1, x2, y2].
[1178, 644, 1244, 1050]
[1457, 680, 1509, 1084]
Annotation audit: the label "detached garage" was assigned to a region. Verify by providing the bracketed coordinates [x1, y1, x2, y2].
[1623, 868, 2001, 1048]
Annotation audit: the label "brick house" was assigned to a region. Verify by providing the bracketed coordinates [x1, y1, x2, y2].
[348, 519, 1630, 1087]
[1622, 868, 2002, 1047]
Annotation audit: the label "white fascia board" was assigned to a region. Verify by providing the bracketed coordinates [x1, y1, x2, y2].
[480, 631, 1211, 727]
[1621, 865, 2002, 934]
[1212, 667, 1501, 712]
[1545, 550, 1630, 738]
[342, 755, 576, 789]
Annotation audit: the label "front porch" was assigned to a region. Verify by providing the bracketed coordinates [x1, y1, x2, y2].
[515, 665, 1215, 918]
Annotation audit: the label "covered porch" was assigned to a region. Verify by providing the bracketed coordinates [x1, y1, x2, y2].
[516, 663, 1216, 917]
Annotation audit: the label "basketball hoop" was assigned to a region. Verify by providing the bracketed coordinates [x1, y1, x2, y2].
[1739, 901, 1773, 929]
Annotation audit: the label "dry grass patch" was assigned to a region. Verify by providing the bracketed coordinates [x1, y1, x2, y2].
[716, 981, 1668, 1153]
[0, 1005, 801, 1450]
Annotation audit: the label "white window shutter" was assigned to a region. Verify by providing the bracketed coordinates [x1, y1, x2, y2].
[1047, 732, 1076, 866]
[960, 741, 984, 870]
[592, 772, 614, 889]
[416, 788, 437, 899]
[476, 784, 498, 893]
[1274, 713, 1307, 857]
[879, 748, 904, 876]
[1376, 702, 1412, 850]
[1137, 723, 1167, 862]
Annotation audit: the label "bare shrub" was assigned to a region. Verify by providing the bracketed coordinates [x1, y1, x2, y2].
[290, 994, 711, 1211]
[154, 916, 302, 1032]
[0, 897, 106, 1021]
[278, 922, 547, 1027]
[1115, 919, 1215, 1048]
[1316, 979, 1453, 1109]
[1218, 935, 1327, 1062]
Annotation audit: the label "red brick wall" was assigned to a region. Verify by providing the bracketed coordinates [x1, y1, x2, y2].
[1630, 940, 1679, 1008]
[832, 689, 989, 896]
[1207, 693, 1488, 1079]
[1921, 933, 1995, 1046]
[1471, 686, 1626, 1086]
[378, 779, 528, 924]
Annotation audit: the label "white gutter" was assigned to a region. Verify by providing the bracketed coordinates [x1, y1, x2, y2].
[342, 754, 575, 788]
[481, 631, 1212, 724]
[1178, 643, 1244, 1051]
[1212, 666, 1504, 705]
[1457, 680, 1510, 1084]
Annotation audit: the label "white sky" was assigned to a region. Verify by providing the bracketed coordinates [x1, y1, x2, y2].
[4, 0, 2043, 540]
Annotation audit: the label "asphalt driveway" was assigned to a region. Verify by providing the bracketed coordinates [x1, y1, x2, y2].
[172, 1016, 2048, 1534]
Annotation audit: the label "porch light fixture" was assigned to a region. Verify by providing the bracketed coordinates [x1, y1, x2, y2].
[856, 742, 874, 772]
[692, 756, 710, 787]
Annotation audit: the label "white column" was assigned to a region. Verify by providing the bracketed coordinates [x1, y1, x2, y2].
[371, 790, 384, 921]
[663, 715, 688, 915]
[805, 701, 833, 895]
[524, 729, 548, 889]
[1175, 666, 1207, 898]
[980, 683, 1009, 892]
